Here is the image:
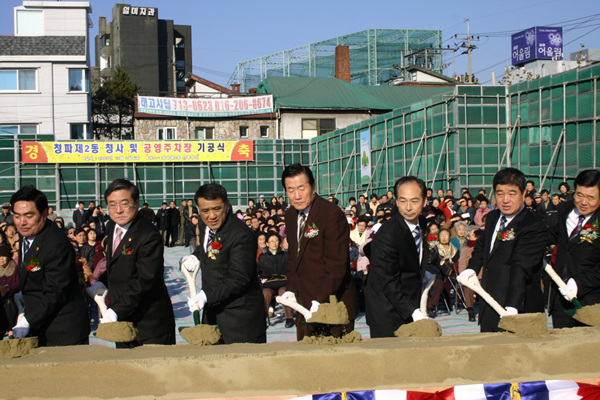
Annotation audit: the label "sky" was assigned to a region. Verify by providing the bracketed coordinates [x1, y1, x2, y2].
[1, 0, 600, 87]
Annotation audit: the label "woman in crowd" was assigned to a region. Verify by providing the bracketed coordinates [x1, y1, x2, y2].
[426, 228, 458, 318]
[449, 220, 468, 257]
[4, 225, 18, 250]
[256, 232, 268, 263]
[474, 197, 492, 227]
[257, 232, 293, 328]
[457, 226, 480, 322]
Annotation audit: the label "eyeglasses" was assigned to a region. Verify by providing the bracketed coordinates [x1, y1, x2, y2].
[107, 201, 136, 210]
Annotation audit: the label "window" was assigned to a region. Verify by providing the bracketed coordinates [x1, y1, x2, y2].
[16, 10, 43, 36]
[0, 124, 37, 136]
[68, 69, 89, 92]
[157, 127, 176, 140]
[239, 126, 248, 138]
[0, 69, 36, 91]
[260, 126, 269, 138]
[70, 124, 91, 140]
[301, 118, 335, 138]
[195, 127, 214, 139]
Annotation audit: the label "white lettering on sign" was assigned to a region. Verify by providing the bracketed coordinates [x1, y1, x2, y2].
[122, 6, 157, 17]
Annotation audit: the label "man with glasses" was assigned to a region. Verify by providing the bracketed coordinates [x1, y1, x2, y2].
[100, 178, 175, 347]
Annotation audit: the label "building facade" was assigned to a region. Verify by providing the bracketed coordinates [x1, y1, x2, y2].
[0, 1, 92, 141]
[95, 4, 192, 96]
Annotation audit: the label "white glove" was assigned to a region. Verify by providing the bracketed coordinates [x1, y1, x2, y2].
[187, 290, 207, 312]
[280, 291, 296, 301]
[304, 300, 321, 320]
[502, 306, 518, 318]
[12, 316, 30, 339]
[559, 278, 578, 301]
[412, 308, 428, 322]
[180, 255, 200, 273]
[458, 269, 476, 280]
[100, 308, 118, 324]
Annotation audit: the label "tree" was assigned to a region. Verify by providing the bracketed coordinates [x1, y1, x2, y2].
[92, 66, 141, 140]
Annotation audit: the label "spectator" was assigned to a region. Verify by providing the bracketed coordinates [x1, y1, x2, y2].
[156, 202, 169, 245]
[139, 203, 156, 225]
[0, 203, 13, 225]
[73, 202, 85, 229]
[558, 182, 573, 202]
[426, 228, 458, 318]
[474, 197, 492, 227]
[257, 232, 293, 328]
[47, 206, 57, 222]
[457, 226, 481, 322]
[166, 201, 180, 247]
[0, 245, 19, 336]
[256, 232, 268, 263]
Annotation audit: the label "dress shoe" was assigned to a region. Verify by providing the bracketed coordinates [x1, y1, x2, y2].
[467, 308, 476, 322]
[285, 318, 295, 328]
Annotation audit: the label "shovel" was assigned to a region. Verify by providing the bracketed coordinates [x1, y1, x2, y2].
[179, 259, 221, 345]
[457, 273, 547, 337]
[544, 263, 600, 327]
[1, 292, 38, 359]
[93, 285, 138, 343]
[395, 272, 442, 338]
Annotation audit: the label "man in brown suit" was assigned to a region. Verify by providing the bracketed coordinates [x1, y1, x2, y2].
[281, 164, 358, 340]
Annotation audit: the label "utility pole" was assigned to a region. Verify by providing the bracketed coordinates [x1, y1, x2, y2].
[454, 19, 480, 83]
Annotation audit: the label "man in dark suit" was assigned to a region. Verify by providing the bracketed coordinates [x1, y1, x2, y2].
[548, 169, 600, 328]
[184, 184, 266, 344]
[460, 168, 547, 332]
[11, 186, 89, 346]
[166, 201, 180, 247]
[100, 179, 175, 348]
[73, 201, 85, 228]
[280, 164, 358, 340]
[365, 176, 429, 338]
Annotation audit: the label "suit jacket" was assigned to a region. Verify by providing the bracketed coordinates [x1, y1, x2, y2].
[468, 208, 546, 332]
[192, 211, 266, 344]
[73, 209, 84, 229]
[549, 201, 600, 307]
[106, 214, 175, 343]
[285, 194, 358, 324]
[365, 214, 429, 338]
[18, 220, 89, 346]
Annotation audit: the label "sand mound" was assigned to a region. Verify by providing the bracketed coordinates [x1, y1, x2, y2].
[302, 330, 362, 345]
[180, 325, 221, 345]
[395, 319, 442, 338]
[95, 321, 137, 343]
[498, 313, 547, 338]
[0, 337, 38, 359]
[306, 295, 349, 325]
[574, 303, 600, 326]
[2, 327, 600, 399]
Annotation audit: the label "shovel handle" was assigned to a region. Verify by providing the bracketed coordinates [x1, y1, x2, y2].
[544, 263, 581, 308]
[457, 274, 506, 317]
[181, 261, 202, 320]
[420, 275, 436, 315]
[276, 296, 311, 319]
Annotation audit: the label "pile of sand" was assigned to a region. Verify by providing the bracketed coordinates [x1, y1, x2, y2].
[574, 303, 600, 326]
[306, 295, 349, 325]
[497, 312, 548, 339]
[95, 321, 137, 343]
[179, 325, 221, 345]
[395, 319, 442, 338]
[2, 327, 600, 399]
[0, 337, 37, 359]
[302, 330, 362, 345]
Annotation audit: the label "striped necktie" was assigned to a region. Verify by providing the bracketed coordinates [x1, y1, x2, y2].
[569, 215, 586, 240]
[22, 238, 30, 265]
[413, 226, 421, 257]
[207, 229, 216, 246]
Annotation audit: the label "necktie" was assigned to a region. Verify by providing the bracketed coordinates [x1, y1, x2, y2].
[113, 226, 123, 256]
[22, 238, 30, 264]
[413, 226, 421, 257]
[298, 212, 306, 254]
[499, 215, 507, 231]
[206, 229, 216, 246]
[569, 215, 586, 240]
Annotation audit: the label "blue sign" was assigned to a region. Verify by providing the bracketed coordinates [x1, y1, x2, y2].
[511, 27, 563, 66]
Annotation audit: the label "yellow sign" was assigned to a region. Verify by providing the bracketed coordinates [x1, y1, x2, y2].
[21, 140, 254, 164]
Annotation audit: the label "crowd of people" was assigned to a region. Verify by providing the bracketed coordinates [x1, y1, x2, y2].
[0, 164, 598, 346]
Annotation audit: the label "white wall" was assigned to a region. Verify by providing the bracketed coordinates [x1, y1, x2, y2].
[279, 111, 377, 139]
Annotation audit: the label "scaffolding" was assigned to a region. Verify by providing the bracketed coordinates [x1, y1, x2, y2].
[228, 29, 443, 92]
